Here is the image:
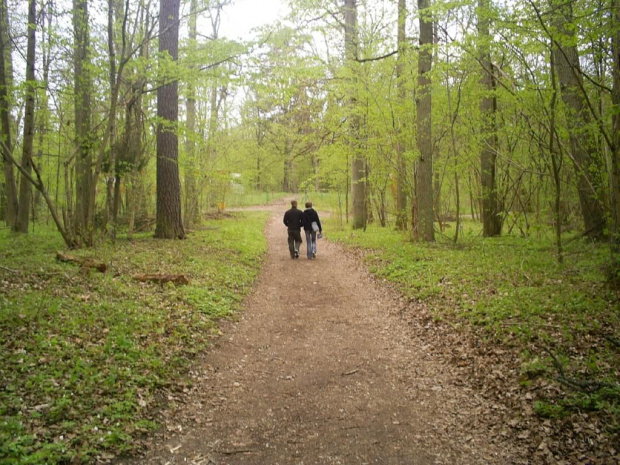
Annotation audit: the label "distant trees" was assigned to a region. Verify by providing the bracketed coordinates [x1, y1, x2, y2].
[0, 0, 618, 270]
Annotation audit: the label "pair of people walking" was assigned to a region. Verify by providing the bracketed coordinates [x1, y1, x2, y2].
[283, 200, 323, 259]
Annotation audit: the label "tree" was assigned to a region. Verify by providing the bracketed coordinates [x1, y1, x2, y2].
[477, 0, 502, 237]
[345, 0, 366, 229]
[73, 0, 94, 244]
[14, 0, 37, 233]
[610, 0, 620, 257]
[155, 0, 185, 239]
[550, 0, 606, 239]
[0, 0, 17, 226]
[414, 0, 435, 241]
[395, 0, 408, 230]
[184, 0, 199, 230]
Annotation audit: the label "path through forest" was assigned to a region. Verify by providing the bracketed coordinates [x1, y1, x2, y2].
[118, 201, 527, 464]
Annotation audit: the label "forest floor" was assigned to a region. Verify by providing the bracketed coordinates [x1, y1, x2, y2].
[115, 200, 532, 465]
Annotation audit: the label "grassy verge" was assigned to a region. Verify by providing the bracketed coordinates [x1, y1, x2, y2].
[325, 218, 620, 432]
[0, 212, 268, 464]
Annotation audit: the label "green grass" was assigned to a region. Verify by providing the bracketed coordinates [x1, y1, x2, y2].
[0, 212, 268, 464]
[225, 191, 287, 207]
[224, 190, 342, 212]
[325, 217, 620, 429]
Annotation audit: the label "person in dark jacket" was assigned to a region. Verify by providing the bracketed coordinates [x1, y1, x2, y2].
[303, 201, 322, 259]
[283, 200, 305, 258]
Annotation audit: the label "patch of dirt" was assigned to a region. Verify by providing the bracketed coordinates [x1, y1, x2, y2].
[115, 206, 528, 464]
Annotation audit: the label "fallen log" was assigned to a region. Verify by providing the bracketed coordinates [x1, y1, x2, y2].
[56, 251, 107, 273]
[132, 273, 190, 285]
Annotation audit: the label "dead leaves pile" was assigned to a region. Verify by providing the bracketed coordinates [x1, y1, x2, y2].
[388, 290, 618, 464]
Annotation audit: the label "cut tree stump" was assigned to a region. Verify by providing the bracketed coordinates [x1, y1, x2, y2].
[56, 251, 107, 273]
[132, 274, 190, 285]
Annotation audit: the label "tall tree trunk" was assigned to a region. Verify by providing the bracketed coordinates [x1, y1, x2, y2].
[184, 0, 198, 230]
[33, 0, 53, 219]
[610, 0, 620, 257]
[0, 0, 17, 226]
[414, 0, 434, 241]
[155, 0, 185, 239]
[345, 0, 366, 229]
[105, 0, 118, 239]
[15, 0, 37, 233]
[395, 0, 408, 230]
[73, 0, 93, 245]
[551, 0, 606, 239]
[478, 0, 502, 237]
[549, 45, 564, 263]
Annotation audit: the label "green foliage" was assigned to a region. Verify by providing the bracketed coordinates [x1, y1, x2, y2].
[533, 401, 567, 419]
[0, 212, 268, 463]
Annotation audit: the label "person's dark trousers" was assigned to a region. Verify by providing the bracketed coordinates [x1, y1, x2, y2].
[287, 229, 302, 258]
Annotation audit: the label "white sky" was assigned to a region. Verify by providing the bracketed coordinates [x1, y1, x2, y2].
[218, 0, 290, 41]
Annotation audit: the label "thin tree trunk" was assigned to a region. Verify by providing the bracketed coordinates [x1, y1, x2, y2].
[446, 73, 462, 243]
[611, 0, 620, 257]
[15, 0, 37, 233]
[478, 0, 502, 237]
[155, 0, 185, 239]
[105, 0, 118, 239]
[415, 0, 435, 241]
[549, 46, 564, 263]
[184, 0, 198, 229]
[395, 0, 408, 230]
[0, 0, 17, 226]
[33, 0, 53, 219]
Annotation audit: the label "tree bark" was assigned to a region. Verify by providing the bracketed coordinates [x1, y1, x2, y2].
[478, 0, 502, 237]
[345, 0, 366, 229]
[105, 0, 118, 239]
[155, 0, 185, 239]
[551, 0, 606, 239]
[33, 1, 53, 219]
[611, 0, 620, 255]
[414, 0, 435, 242]
[184, 0, 198, 229]
[73, 0, 94, 245]
[0, 0, 17, 226]
[15, 0, 37, 233]
[395, 0, 408, 230]
[549, 46, 564, 263]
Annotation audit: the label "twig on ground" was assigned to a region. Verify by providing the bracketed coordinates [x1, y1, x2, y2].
[0, 265, 20, 273]
[215, 449, 255, 455]
[544, 348, 618, 393]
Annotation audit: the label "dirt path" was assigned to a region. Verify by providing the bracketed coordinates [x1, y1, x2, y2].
[120, 203, 526, 465]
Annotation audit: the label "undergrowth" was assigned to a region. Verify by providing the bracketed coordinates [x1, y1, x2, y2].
[325, 218, 620, 434]
[0, 212, 268, 464]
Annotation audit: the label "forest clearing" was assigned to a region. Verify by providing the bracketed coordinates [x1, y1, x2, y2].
[1, 0, 620, 463]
